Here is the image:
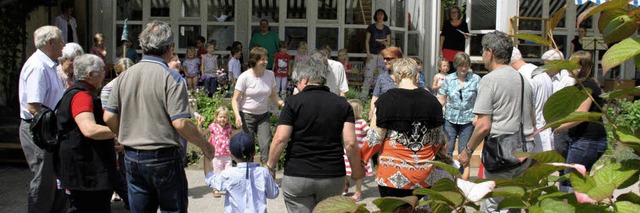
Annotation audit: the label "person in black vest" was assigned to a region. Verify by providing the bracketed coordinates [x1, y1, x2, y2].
[56, 54, 117, 212]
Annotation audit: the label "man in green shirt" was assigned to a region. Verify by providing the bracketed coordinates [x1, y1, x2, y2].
[250, 19, 280, 70]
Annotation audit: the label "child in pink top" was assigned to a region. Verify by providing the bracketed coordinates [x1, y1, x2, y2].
[273, 41, 292, 97]
[204, 106, 233, 197]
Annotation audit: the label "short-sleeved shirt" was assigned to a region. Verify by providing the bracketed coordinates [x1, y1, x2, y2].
[440, 20, 469, 51]
[473, 65, 535, 138]
[439, 72, 481, 124]
[201, 54, 218, 77]
[19, 49, 65, 120]
[235, 69, 276, 115]
[100, 77, 118, 108]
[326, 59, 349, 95]
[551, 70, 576, 93]
[273, 53, 292, 77]
[279, 85, 355, 178]
[71, 81, 97, 118]
[105, 56, 191, 150]
[250, 31, 280, 69]
[367, 24, 391, 55]
[183, 58, 201, 77]
[569, 80, 606, 140]
[372, 72, 396, 97]
[228, 57, 242, 79]
[208, 123, 232, 157]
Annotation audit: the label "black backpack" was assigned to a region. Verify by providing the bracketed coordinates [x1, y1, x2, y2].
[30, 101, 63, 152]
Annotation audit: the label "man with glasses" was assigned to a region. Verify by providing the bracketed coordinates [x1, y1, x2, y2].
[458, 31, 535, 213]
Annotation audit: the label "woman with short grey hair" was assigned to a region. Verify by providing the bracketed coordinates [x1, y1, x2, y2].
[57, 42, 84, 89]
[57, 54, 117, 212]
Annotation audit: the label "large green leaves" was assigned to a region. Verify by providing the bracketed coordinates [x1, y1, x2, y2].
[540, 58, 580, 73]
[602, 14, 639, 44]
[543, 112, 603, 130]
[514, 33, 551, 48]
[598, 9, 628, 33]
[312, 196, 367, 213]
[371, 196, 417, 212]
[602, 37, 640, 74]
[543, 86, 590, 125]
[515, 151, 565, 164]
[615, 201, 640, 212]
[425, 160, 461, 177]
[600, 86, 640, 99]
[593, 161, 640, 189]
[578, 0, 630, 27]
[548, 5, 566, 33]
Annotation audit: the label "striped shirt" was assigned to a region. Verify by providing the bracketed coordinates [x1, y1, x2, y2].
[345, 119, 373, 176]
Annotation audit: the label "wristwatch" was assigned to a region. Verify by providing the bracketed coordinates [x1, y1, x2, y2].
[464, 146, 474, 155]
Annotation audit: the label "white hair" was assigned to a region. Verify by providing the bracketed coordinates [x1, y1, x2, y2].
[74, 54, 105, 81]
[541, 49, 564, 61]
[511, 47, 523, 61]
[58, 43, 84, 62]
[34, 26, 62, 49]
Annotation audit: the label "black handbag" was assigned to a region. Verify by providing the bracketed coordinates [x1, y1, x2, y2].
[481, 73, 528, 172]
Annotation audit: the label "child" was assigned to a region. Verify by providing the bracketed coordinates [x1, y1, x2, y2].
[201, 39, 219, 97]
[205, 132, 279, 212]
[196, 36, 207, 59]
[293, 41, 309, 68]
[228, 48, 242, 94]
[184, 47, 201, 90]
[411, 57, 427, 91]
[273, 41, 292, 97]
[202, 106, 233, 198]
[431, 58, 449, 97]
[343, 99, 373, 201]
[337, 48, 353, 71]
[91, 33, 107, 71]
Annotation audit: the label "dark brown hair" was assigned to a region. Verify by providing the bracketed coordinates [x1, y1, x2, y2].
[248, 47, 268, 68]
[570, 50, 593, 82]
[373, 9, 388, 22]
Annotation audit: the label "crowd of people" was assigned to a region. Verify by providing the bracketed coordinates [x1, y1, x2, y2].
[16, 4, 609, 212]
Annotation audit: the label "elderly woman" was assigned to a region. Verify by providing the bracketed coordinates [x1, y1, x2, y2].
[362, 58, 444, 198]
[57, 54, 117, 211]
[232, 47, 284, 165]
[369, 46, 403, 118]
[57, 42, 84, 89]
[266, 56, 365, 213]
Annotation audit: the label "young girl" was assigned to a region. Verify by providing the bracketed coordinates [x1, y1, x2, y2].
[201, 106, 233, 198]
[337, 48, 353, 71]
[91, 33, 107, 71]
[343, 99, 373, 201]
[431, 58, 449, 96]
[183, 47, 201, 90]
[201, 40, 219, 97]
[293, 41, 309, 68]
[205, 132, 279, 212]
[273, 41, 292, 97]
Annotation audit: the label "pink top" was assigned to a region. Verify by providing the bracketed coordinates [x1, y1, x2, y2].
[208, 123, 233, 157]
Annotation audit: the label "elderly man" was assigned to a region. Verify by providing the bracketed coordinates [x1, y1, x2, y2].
[104, 21, 215, 212]
[511, 48, 553, 153]
[267, 56, 364, 213]
[56, 54, 117, 211]
[18, 25, 68, 213]
[249, 19, 280, 69]
[312, 48, 349, 96]
[458, 31, 535, 213]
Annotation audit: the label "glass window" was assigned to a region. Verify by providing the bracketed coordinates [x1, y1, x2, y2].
[392, 31, 404, 49]
[207, 25, 235, 52]
[151, 0, 170, 17]
[116, 0, 143, 21]
[470, 0, 496, 30]
[469, 33, 485, 56]
[518, 0, 543, 31]
[182, 0, 200, 17]
[345, 0, 368, 24]
[518, 39, 544, 59]
[407, 1, 420, 31]
[577, 2, 595, 29]
[285, 27, 307, 51]
[318, 0, 337, 20]
[389, 0, 405, 28]
[286, 0, 306, 19]
[316, 28, 338, 50]
[407, 33, 419, 56]
[550, 0, 566, 28]
[208, 0, 235, 22]
[344, 28, 367, 54]
[252, 0, 280, 22]
[553, 35, 567, 56]
[116, 24, 143, 52]
[178, 25, 201, 49]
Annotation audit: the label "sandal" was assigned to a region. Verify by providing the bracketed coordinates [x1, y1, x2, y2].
[350, 193, 362, 202]
[213, 190, 221, 198]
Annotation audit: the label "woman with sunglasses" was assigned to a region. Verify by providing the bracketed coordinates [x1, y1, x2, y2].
[439, 5, 470, 73]
[437, 52, 480, 179]
[369, 46, 403, 118]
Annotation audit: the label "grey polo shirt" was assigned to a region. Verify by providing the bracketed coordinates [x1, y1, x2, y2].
[105, 56, 191, 150]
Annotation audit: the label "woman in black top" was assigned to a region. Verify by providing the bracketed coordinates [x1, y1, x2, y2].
[554, 50, 606, 192]
[439, 5, 469, 73]
[362, 9, 392, 99]
[570, 27, 586, 54]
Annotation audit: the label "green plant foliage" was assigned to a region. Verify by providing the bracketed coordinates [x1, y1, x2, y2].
[425, 160, 462, 177]
[600, 86, 640, 99]
[543, 86, 590, 124]
[514, 151, 565, 164]
[513, 33, 552, 47]
[371, 196, 418, 212]
[537, 199, 575, 212]
[540, 58, 580, 73]
[548, 5, 567, 33]
[617, 192, 640, 204]
[569, 170, 597, 193]
[488, 186, 525, 199]
[193, 90, 234, 127]
[577, 0, 630, 27]
[614, 201, 640, 213]
[598, 9, 628, 33]
[602, 14, 638, 45]
[601, 37, 640, 73]
[543, 112, 603, 130]
[312, 196, 368, 213]
[592, 161, 640, 189]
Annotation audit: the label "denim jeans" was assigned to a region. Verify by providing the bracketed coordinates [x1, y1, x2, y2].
[205, 77, 217, 96]
[125, 147, 188, 212]
[559, 137, 607, 192]
[443, 120, 474, 157]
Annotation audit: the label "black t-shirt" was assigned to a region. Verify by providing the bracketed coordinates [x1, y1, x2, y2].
[367, 24, 391, 55]
[572, 36, 583, 52]
[440, 20, 469, 51]
[278, 85, 355, 178]
[375, 88, 444, 132]
[569, 80, 606, 139]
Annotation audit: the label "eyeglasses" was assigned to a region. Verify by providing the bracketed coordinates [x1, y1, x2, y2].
[383, 57, 395, 61]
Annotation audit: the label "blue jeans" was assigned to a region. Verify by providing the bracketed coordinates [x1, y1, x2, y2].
[205, 77, 217, 95]
[560, 137, 607, 192]
[443, 120, 474, 157]
[125, 147, 188, 212]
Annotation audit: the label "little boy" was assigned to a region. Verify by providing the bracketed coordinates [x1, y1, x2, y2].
[205, 133, 279, 213]
[227, 48, 242, 97]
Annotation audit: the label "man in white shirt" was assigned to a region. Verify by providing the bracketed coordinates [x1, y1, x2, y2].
[18, 25, 68, 213]
[317, 48, 349, 96]
[511, 48, 554, 153]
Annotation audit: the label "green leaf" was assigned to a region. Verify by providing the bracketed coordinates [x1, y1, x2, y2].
[600, 86, 640, 99]
[634, 54, 640, 70]
[593, 162, 640, 189]
[615, 201, 640, 212]
[487, 186, 525, 198]
[521, 164, 562, 186]
[540, 58, 580, 73]
[538, 191, 573, 202]
[548, 4, 567, 33]
[615, 128, 640, 143]
[312, 196, 362, 213]
[543, 86, 590, 124]
[427, 200, 454, 213]
[413, 188, 455, 205]
[514, 151, 565, 164]
[439, 191, 464, 206]
[617, 192, 640, 204]
[602, 37, 640, 74]
[430, 178, 458, 192]
[598, 8, 628, 33]
[514, 33, 551, 47]
[570, 170, 597, 193]
[371, 196, 418, 213]
[603, 14, 639, 45]
[577, 0, 630, 27]
[586, 183, 615, 201]
[538, 198, 576, 212]
[497, 198, 527, 210]
[425, 160, 461, 177]
[542, 112, 603, 130]
[618, 171, 640, 189]
[574, 203, 609, 213]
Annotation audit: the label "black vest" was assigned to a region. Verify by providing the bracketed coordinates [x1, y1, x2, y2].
[56, 81, 116, 191]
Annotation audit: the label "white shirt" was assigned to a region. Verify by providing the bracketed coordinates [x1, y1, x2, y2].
[52, 14, 78, 43]
[326, 59, 349, 95]
[205, 162, 279, 213]
[235, 70, 276, 115]
[519, 63, 554, 152]
[551, 70, 576, 93]
[19, 49, 64, 119]
[228, 57, 242, 79]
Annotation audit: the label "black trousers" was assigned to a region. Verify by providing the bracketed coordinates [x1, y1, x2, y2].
[69, 190, 112, 213]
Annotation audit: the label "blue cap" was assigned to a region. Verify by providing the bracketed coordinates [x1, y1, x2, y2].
[229, 132, 255, 160]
